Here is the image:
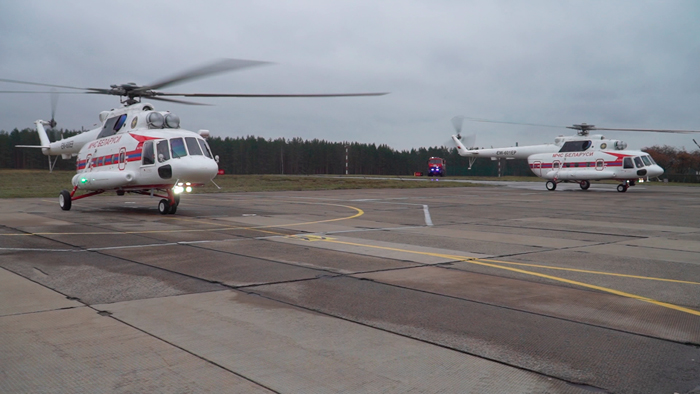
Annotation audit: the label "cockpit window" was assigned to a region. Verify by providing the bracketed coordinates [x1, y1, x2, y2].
[623, 157, 634, 169]
[185, 137, 203, 156]
[559, 140, 592, 153]
[641, 156, 652, 166]
[157, 140, 170, 162]
[198, 139, 213, 158]
[634, 157, 644, 168]
[170, 138, 187, 158]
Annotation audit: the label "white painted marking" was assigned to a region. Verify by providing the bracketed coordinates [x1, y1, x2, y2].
[423, 205, 433, 226]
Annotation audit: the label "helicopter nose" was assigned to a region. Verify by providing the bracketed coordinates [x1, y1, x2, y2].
[170, 156, 219, 183]
[648, 164, 664, 178]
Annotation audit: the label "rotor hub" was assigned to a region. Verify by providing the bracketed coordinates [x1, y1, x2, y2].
[567, 123, 597, 136]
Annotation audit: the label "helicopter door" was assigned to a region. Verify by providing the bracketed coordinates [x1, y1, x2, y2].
[141, 140, 155, 166]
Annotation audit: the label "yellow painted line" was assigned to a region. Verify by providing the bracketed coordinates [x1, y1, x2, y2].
[310, 238, 700, 317]
[0, 203, 364, 237]
[478, 258, 700, 286]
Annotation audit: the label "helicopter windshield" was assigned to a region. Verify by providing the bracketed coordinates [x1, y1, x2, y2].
[170, 138, 187, 158]
[198, 139, 213, 158]
[157, 140, 170, 162]
[185, 137, 203, 155]
[558, 140, 592, 153]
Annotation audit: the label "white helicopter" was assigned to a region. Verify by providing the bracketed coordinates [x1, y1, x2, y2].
[3, 59, 387, 213]
[450, 116, 698, 192]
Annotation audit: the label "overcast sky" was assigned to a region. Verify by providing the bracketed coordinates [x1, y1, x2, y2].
[1, 0, 699, 152]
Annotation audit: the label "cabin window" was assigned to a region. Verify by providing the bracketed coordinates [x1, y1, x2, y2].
[558, 140, 592, 153]
[633, 157, 644, 168]
[157, 140, 170, 162]
[596, 159, 604, 169]
[142, 140, 155, 165]
[641, 156, 652, 166]
[553, 162, 560, 169]
[119, 151, 125, 164]
[623, 157, 634, 169]
[170, 138, 187, 158]
[198, 139, 213, 158]
[185, 137, 203, 156]
[97, 114, 128, 139]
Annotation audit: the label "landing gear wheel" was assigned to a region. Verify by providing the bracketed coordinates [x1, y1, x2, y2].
[546, 181, 557, 191]
[580, 180, 590, 190]
[617, 184, 628, 193]
[168, 202, 178, 214]
[59, 190, 72, 211]
[158, 199, 170, 215]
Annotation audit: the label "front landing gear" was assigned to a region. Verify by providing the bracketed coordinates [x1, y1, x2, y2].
[617, 184, 628, 193]
[59, 190, 72, 211]
[157, 191, 180, 215]
[158, 199, 170, 214]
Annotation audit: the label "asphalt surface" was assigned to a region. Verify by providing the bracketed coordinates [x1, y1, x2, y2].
[1, 181, 700, 393]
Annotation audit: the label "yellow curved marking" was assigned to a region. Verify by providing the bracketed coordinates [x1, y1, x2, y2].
[0, 203, 364, 237]
[317, 238, 700, 317]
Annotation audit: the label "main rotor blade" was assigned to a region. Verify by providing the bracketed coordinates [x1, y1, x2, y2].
[158, 92, 389, 98]
[463, 117, 564, 129]
[0, 90, 85, 93]
[593, 127, 700, 134]
[148, 96, 211, 106]
[141, 58, 271, 91]
[0, 78, 108, 94]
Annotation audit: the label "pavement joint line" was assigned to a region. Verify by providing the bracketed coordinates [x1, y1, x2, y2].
[465, 222, 651, 239]
[315, 238, 700, 317]
[0, 305, 85, 319]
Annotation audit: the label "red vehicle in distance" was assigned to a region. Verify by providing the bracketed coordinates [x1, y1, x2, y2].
[428, 157, 446, 177]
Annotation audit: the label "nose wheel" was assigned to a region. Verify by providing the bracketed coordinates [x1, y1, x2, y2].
[158, 191, 181, 214]
[617, 184, 628, 193]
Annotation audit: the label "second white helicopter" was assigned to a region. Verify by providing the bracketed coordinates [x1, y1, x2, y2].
[449, 116, 699, 192]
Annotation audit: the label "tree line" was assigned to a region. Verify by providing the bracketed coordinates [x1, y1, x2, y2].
[2, 128, 699, 181]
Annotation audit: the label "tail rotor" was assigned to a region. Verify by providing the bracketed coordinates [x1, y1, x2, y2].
[451, 115, 464, 140]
